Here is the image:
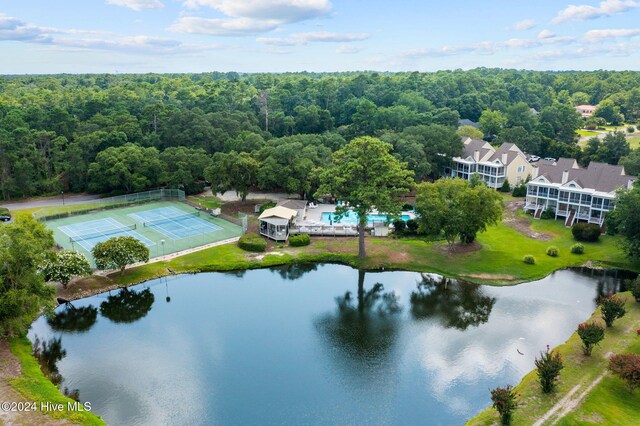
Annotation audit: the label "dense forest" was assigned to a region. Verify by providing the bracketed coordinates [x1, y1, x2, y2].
[2, 68, 640, 201]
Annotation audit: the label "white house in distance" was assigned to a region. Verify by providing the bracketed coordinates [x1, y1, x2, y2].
[451, 137, 533, 189]
[575, 104, 597, 118]
[524, 158, 636, 228]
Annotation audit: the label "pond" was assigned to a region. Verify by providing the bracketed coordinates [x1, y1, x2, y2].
[28, 265, 635, 425]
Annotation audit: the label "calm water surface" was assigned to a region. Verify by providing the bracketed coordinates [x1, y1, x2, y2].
[28, 265, 634, 425]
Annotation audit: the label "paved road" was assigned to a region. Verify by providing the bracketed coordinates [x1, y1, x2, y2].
[0, 193, 102, 211]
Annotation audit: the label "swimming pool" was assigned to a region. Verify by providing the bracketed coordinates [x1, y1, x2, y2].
[320, 211, 411, 225]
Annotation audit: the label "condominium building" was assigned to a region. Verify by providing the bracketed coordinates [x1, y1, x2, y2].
[524, 158, 636, 227]
[451, 138, 533, 189]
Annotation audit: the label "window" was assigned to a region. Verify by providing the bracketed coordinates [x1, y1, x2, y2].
[517, 165, 525, 173]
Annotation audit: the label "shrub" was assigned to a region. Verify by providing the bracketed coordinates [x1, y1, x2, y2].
[600, 294, 626, 327]
[584, 123, 597, 130]
[627, 126, 636, 134]
[609, 354, 640, 393]
[0, 207, 10, 216]
[572, 222, 601, 242]
[512, 184, 527, 197]
[490, 385, 519, 425]
[393, 219, 406, 234]
[406, 219, 419, 233]
[546, 246, 559, 257]
[540, 207, 555, 220]
[570, 243, 585, 254]
[402, 202, 414, 211]
[289, 234, 311, 247]
[535, 345, 564, 393]
[604, 210, 619, 236]
[258, 202, 277, 214]
[629, 278, 640, 302]
[577, 322, 605, 356]
[523, 255, 536, 265]
[500, 178, 511, 193]
[238, 233, 267, 252]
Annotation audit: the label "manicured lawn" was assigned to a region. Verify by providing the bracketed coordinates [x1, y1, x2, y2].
[106, 213, 639, 287]
[628, 135, 640, 150]
[577, 129, 599, 137]
[9, 337, 105, 425]
[187, 195, 222, 209]
[467, 293, 640, 425]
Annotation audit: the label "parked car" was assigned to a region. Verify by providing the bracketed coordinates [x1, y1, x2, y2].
[529, 155, 540, 162]
[544, 157, 557, 162]
[0, 215, 11, 222]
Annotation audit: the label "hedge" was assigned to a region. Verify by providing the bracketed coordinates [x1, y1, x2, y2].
[523, 255, 536, 264]
[289, 234, 311, 247]
[571, 243, 585, 254]
[238, 233, 267, 252]
[546, 246, 559, 257]
[572, 222, 601, 242]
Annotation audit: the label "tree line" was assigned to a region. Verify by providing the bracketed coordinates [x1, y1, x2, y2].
[2, 69, 640, 200]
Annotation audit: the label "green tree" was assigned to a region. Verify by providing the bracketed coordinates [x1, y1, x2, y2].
[41, 251, 92, 289]
[538, 103, 581, 144]
[620, 150, 640, 176]
[205, 151, 259, 202]
[457, 125, 484, 140]
[478, 109, 507, 136]
[414, 178, 503, 247]
[92, 236, 149, 276]
[0, 215, 56, 336]
[316, 137, 414, 258]
[87, 143, 162, 194]
[159, 146, 212, 194]
[611, 184, 640, 259]
[594, 99, 624, 125]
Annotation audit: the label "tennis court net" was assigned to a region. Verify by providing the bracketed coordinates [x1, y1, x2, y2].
[69, 224, 137, 243]
[143, 211, 200, 227]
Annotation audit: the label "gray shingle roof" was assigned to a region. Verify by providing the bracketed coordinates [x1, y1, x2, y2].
[462, 139, 492, 160]
[535, 158, 636, 193]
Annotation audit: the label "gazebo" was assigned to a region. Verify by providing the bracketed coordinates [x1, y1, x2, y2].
[258, 206, 298, 241]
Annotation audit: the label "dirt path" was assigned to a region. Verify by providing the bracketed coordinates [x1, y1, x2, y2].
[0, 340, 75, 426]
[502, 200, 553, 241]
[532, 372, 606, 426]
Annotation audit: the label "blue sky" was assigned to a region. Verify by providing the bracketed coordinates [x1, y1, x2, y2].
[2, 0, 640, 73]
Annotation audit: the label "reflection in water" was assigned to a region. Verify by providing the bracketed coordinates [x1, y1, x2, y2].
[573, 267, 639, 303]
[32, 336, 79, 401]
[410, 274, 496, 330]
[272, 263, 318, 281]
[316, 271, 401, 373]
[100, 287, 154, 323]
[47, 304, 98, 333]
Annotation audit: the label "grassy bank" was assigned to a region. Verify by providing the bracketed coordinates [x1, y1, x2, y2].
[80, 212, 640, 290]
[467, 292, 640, 425]
[8, 337, 105, 425]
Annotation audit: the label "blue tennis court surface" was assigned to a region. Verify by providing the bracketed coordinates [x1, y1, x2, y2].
[128, 206, 221, 240]
[58, 218, 155, 252]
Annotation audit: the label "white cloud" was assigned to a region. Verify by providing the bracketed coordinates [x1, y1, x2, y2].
[511, 19, 536, 30]
[583, 28, 640, 42]
[0, 13, 220, 54]
[169, 17, 279, 36]
[106, 0, 164, 11]
[257, 31, 368, 45]
[552, 0, 639, 24]
[538, 29, 555, 39]
[336, 45, 364, 54]
[182, 0, 332, 24]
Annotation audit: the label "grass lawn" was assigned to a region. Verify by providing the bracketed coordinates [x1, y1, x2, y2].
[11, 202, 128, 218]
[628, 135, 640, 150]
[187, 195, 222, 209]
[466, 293, 640, 426]
[100, 212, 639, 288]
[9, 337, 105, 425]
[577, 129, 599, 137]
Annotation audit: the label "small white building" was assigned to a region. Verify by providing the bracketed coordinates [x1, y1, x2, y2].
[258, 206, 298, 241]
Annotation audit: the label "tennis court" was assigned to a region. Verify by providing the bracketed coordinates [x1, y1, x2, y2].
[128, 206, 222, 239]
[59, 218, 154, 251]
[44, 201, 244, 266]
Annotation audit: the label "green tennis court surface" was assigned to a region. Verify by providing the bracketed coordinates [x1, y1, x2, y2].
[45, 201, 243, 266]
